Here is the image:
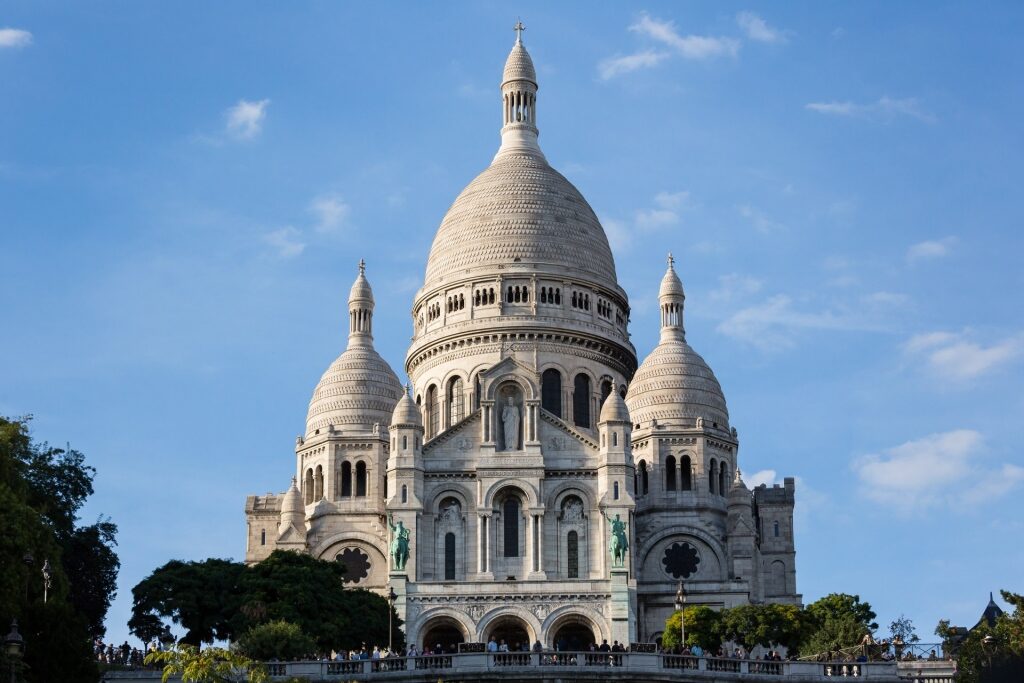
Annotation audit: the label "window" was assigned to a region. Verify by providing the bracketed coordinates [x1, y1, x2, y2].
[567, 531, 579, 579]
[719, 464, 729, 496]
[304, 468, 314, 505]
[573, 373, 591, 428]
[542, 369, 562, 417]
[639, 460, 649, 495]
[341, 461, 352, 497]
[401, 485, 408, 504]
[445, 533, 456, 580]
[426, 385, 438, 438]
[613, 481, 620, 500]
[260, 529, 266, 546]
[709, 459, 717, 495]
[503, 498, 520, 557]
[600, 380, 612, 405]
[401, 435, 407, 450]
[665, 456, 677, 491]
[680, 456, 692, 491]
[355, 461, 367, 497]
[448, 377, 465, 425]
[314, 465, 323, 501]
[773, 521, 780, 538]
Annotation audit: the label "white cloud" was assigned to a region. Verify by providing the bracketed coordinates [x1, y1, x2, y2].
[737, 204, 785, 233]
[717, 294, 886, 351]
[806, 97, 936, 124]
[746, 469, 778, 488]
[601, 216, 631, 252]
[709, 273, 763, 303]
[262, 226, 305, 258]
[736, 12, 787, 44]
[635, 190, 690, 230]
[862, 291, 909, 307]
[630, 14, 740, 60]
[598, 50, 669, 80]
[852, 430, 1022, 510]
[904, 330, 1024, 381]
[0, 28, 32, 48]
[309, 194, 351, 234]
[907, 236, 957, 262]
[225, 99, 270, 140]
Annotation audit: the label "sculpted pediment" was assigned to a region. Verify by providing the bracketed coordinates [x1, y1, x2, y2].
[538, 413, 597, 456]
[423, 410, 481, 456]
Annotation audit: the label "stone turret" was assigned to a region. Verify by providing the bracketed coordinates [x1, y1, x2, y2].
[276, 478, 308, 551]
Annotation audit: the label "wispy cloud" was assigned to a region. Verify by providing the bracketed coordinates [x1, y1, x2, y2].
[746, 469, 778, 488]
[852, 430, 1023, 511]
[806, 97, 936, 124]
[225, 99, 271, 140]
[602, 191, 691, 250]
[598, 50, 669, 80]
[736, 12, 787, 44]
[709, 273, 763, 303]
[904, 330, 1024, 382]
[262, 226, 305, 258]
[907, 236, 957, 263]
[631, 14, 740, 60]
[0, 28, 32, 48]
[737, 204, 785, 233]
[309, 194, 351, 234]
[717, 295, 867, 351]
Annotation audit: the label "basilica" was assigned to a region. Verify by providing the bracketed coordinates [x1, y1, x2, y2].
[244, 28, 800, 650]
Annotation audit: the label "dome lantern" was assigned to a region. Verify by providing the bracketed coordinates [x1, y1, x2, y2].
[496, 20, 543, 160]
[348, 258, 374, 348]
[659, 253, 685, 343]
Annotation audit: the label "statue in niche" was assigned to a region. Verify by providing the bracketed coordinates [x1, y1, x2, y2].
[603, 511, 629, 568]
[388, 513, 410, 571]
[501, 395, 521, 451]
[563, 498, 584, 522]
[439, 501, 461, 525]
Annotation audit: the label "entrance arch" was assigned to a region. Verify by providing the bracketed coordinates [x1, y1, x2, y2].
[420, 616, 468, 653]
[484, 615, 532, 652]
[552, 620, 596, 651]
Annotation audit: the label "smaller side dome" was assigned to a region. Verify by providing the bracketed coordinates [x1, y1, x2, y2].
[348, 258, 374, 305]
[659, 253, 685, 298]
[279, 477, 305, 532]
[599, 382, 631, 423]
[728, 468, 752, 505]
[390, 384, 423, 429]
[502, 25, 537, 87]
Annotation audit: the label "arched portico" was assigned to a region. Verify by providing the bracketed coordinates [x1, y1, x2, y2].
[477, 607, 541, 650]
[415, 609, 474, 652]
[543, 607, 608, 649]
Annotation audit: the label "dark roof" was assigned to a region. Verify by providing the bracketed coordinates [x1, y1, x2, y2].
[974, 592, 1005, 629]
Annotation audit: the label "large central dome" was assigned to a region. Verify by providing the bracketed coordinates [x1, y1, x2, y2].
[423, 152, 618, 290]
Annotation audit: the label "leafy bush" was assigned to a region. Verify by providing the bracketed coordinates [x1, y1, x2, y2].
[236, 620, 316, 661]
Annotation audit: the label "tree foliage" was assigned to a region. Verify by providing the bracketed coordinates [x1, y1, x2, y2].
[889, 614, 919, 643]
[663, 606, 723, 651]
[0, 415, 120, 683]
[936, 590, 1024, 683]
[131, 550, 403, 654]
[235, 621, 316, 661]
[145, 645, 267, 683]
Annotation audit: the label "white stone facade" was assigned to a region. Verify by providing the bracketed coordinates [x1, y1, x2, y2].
[244, 28, 800, 651]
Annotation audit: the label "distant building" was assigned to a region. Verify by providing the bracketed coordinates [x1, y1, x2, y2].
[244, 26, 800, 650]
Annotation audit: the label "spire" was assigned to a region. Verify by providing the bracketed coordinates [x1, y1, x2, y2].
[496, 21, 543, 160]
[658, 252, 686, 342]
[348, 259, 375, 347]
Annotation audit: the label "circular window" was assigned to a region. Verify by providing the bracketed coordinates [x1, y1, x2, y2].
[336, 547, 371, 584]
[661, 542, 700, 579]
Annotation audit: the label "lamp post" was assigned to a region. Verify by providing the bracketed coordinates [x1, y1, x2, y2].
[387, 586, 397, 654]
[5, 620, 24, 683]
[981, 634, 996, 670]
[41, 561, 52, 605]
[675, 581, 686, 653]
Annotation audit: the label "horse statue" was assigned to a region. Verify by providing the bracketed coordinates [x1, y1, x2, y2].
[603, 511, 629, 568]
[388, 513, 410, 571]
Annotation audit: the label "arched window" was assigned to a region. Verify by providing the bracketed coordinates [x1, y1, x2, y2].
[773, 521, 780, 538]
[639, 460, 649, 495]
[503, 498, 520, 557]
[401, 485, 408, 504]
[314, 465, 323, 501]
[341, 461, 352, 497]
[612, 431, 618, 446]
[448, 377, 465, 425]
[401, 435, 408, 450]
[444, 532, 456, 581]
[507, 286, 514, 303]
[665, 456, 677, 491]
[719, 464, 729, 496]
[426, 385, 438, 438]
[542, 369, 562, 417]
[260, 529, 266, 546]
[567, 530, 579, 579]
[355, 461, 367, 497]
[304, 468, 314, 505]
[613, 481, 620, 500]
[600, 380, 612, 405]
[680, 456, 692, 491]
[573, 373, 591, 428]
[709, 459, 718, 495]
[473, 373, 483, 411]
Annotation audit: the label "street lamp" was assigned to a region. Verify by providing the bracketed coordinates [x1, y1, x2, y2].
[5, 620, 24, 683]
[41, 561, 52, 605]
[387, 587, 398, 655]
[675, 581, 686, 653]
[981, 634, 996, 669]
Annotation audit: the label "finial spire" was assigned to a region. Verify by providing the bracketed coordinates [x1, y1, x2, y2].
[667, 252, 675, 269]
[358, 258, 366, 275]
[514, 19, 525, 44]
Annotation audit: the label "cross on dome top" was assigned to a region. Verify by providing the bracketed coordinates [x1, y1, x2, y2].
[514, 19, 525, 44]
[358, 258, 366, 275]
[667, 252, 675, 269]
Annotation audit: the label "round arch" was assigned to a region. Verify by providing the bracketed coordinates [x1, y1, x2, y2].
[477, 607, 541, 648]
[545, 482, 594, 511]
[415, 609, 475, 651]
[423, 486, 473, 515]
[483, 373, 537, 402]
[637, 527, 728, 580]
[543, 606, 608, 646]
[481, 479, 539, 509]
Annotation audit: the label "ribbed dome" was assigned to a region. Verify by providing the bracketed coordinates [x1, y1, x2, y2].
[422, 152, 619, 291]
[349, 259, 373, 304]
[625, 339, 729, 429]
[390, 386, 423, 428]
[503, 41, 536, 86]
[305, 346, 403, 437]
[659, 257, 685, 298]
[599, 384, 630, 423]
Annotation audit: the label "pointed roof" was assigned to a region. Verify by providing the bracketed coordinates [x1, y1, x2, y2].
[502, 22, 537, 86]
[390, 384, 423, 428]
[348, 258, 373, 306]
[659, 253, 685, 299]
[599, 382, 631, 423]
[975, 592, 1005, 629]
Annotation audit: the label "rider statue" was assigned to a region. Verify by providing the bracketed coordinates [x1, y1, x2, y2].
[388, 513, 411, 572]
[603, 511, 629, 568]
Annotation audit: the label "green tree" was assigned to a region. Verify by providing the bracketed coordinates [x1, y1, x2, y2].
[889, 614, 919, 644]
[0, 415, 120, 682]
[662, 606, 723, 652]
[235, 621, 316, 661]
[938, 590, 1024, 683]
[145, 645, 267, 683]
[800, 593, 876, 658]
[805, 593, 878, 632]
[130, 558, 246, 645]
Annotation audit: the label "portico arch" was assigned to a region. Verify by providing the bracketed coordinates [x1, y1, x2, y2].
[478, 608, 540, 650]
[543, 606, 608, 648]
[416, 609, 474, 652]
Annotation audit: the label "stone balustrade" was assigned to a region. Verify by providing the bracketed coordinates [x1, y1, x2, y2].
[102, 652, 922, 682]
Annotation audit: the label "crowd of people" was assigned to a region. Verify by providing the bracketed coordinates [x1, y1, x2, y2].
[92, 638, 152, 668]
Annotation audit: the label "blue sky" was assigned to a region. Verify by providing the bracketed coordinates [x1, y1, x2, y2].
[2, 2, 1022, 645]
